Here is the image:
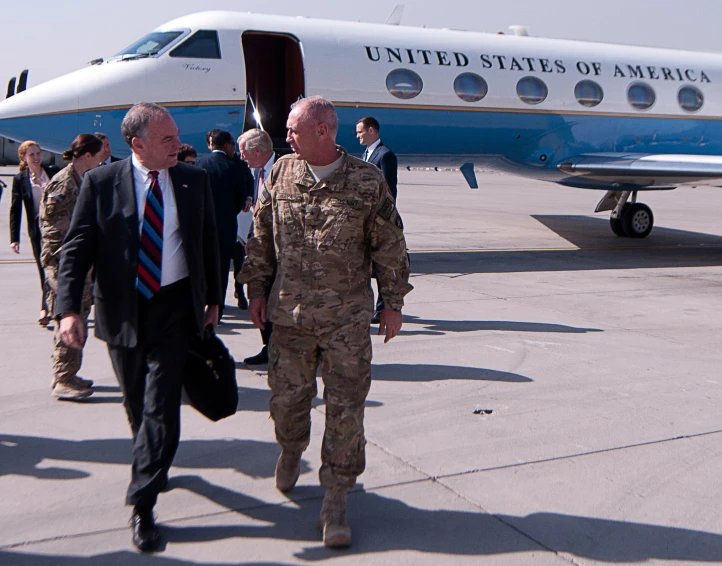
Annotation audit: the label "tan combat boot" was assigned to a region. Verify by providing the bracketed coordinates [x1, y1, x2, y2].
[52, 378, 93, 400]
[51, 376, 94, 390]
[317, 486, 352, 548]
[274, 450, 301, 493]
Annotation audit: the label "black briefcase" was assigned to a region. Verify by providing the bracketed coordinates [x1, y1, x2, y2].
[183, 327, 238, 422]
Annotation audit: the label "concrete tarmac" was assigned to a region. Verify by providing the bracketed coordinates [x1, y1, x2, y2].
[1, 167, 721, 564]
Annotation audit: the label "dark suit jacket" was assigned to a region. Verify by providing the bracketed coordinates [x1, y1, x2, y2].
[9, 165, 59, 244]
[367, 142, 398, 200]
[195, 152, 254, 251]
[56, 159, 222, 348]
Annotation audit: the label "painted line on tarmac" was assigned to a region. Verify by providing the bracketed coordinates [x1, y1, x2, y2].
[0, 259, 35, 264]
[411, 245, 722, 253]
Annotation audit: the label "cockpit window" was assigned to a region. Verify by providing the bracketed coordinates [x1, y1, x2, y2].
[115, 31, 184, 57]
[169, 30, 221, 59]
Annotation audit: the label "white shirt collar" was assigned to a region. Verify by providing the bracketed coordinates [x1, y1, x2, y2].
[131, 155, 169, 190]
[263, 152, 275, 174]
[366, 139, 382, 156]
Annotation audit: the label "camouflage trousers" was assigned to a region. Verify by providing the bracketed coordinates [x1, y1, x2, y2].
[268, 322, 372, 489]
[46, 267, 93, 386]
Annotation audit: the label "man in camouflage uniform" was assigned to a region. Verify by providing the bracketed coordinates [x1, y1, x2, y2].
[40, 162, 95, 400]
[240, 96, 412, 548]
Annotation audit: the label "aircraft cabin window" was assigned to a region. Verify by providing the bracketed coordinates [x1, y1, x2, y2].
[574, 80, 604, 107]
[386, 69, 423, 100]
[627, 82, 656, 110]
[169, 30, 221, 59]
[454, 73, 488, 103]
[115, 31, 184, 57]
[517, 77, 548, 105]
[678, 85, 704, 112]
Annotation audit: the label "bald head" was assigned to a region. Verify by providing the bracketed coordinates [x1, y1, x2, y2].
[290, 96, 338, 138]
[286, 96, 341, 165]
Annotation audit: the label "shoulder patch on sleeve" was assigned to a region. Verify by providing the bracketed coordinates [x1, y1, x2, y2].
[48, 193, 66, 204]
[259, 188, 271, 205]
[394, 213, 404, 229]
[378, 196, 395, 221]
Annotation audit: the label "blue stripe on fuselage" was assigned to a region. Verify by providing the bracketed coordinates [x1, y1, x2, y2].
[1, 104, 720, 184]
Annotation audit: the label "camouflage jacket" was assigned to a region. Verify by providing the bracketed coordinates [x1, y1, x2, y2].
[39, 163, 83, 269]
[240, 146, 412, 329]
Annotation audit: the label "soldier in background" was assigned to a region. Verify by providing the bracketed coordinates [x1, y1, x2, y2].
[40, 134, 103, 400]
[240, 96, 412, 548]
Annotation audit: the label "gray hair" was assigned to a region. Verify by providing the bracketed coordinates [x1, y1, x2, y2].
[290, 96, 338, 137]
[238, 128, 273, 152]
[121, 103, 172, 147]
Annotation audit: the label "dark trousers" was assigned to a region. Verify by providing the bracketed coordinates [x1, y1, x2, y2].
[30, 220, 48, 313]
[232, 240, 246, 302]
[107, 278, 195, 510]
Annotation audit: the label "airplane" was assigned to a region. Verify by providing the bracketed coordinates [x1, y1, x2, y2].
[0, 10, 721, 238]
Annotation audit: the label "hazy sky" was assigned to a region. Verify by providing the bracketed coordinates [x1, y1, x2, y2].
[2, 0, 719, 89]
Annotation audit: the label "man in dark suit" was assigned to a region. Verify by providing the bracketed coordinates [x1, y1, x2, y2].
[95, 132, 122, 165]
[356, 116, 398, 199]
[356, 116, 399, 321]
[195, 130, 254, 318]
[55, 103, 222, 553]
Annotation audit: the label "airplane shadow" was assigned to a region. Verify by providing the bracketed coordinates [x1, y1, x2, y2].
[161, 478, 722, 563]
[410, 215, 722, 275]
[534, 214, 722, 249]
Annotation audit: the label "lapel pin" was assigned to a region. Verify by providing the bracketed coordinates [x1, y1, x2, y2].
[182, 184, 188, 188]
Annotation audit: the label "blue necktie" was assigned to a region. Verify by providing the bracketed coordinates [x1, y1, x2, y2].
[136, 170, 163, 299]
[362, 148, 369, 161]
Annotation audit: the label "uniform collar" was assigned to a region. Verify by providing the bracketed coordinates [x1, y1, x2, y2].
[294, 146, 349, 191]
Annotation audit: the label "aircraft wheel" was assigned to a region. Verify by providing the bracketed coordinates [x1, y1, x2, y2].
[622, 202, 654, 238]
[610, 204, 629, 237]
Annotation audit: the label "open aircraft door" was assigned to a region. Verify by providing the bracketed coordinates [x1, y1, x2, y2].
[241, 32, 305, 152]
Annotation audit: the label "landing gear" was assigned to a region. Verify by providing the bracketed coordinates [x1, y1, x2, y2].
[621, 202, 654, 238]
[599, 190, 655, 238]
[609, 204, 628, 237]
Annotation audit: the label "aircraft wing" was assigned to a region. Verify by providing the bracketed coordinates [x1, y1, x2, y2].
[557, 153, 722, 190]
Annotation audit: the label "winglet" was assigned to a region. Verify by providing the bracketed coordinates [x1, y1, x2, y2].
[385, 4, 405, 25]
[460, 163, 478, 189]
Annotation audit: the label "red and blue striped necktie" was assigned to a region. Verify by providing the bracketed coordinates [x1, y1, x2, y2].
[136, 170, 163, 299]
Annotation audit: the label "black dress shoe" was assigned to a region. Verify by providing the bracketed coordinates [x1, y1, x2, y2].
[131, 508, 162, 553]
[237, 296, 248, 310]
[244, 346, 268, 366]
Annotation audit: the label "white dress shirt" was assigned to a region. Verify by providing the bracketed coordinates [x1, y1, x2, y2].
[132, 156, 188, 286]
[237, 152, 275, 241]
[364, 139, 382, 161]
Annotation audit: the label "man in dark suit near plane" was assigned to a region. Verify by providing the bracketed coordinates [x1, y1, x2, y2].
[356, 116, 399, 321]
[195, 130, 254, 318]
[356, 116, 397, 199]
[55, 103, 222, 552]
[95, 132, 121, 165]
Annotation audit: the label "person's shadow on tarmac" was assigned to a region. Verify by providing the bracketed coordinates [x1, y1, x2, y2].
[2, 434, 722, 564]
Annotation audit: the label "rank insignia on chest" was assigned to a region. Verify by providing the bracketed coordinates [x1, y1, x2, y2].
[337, 197, 363, 210]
